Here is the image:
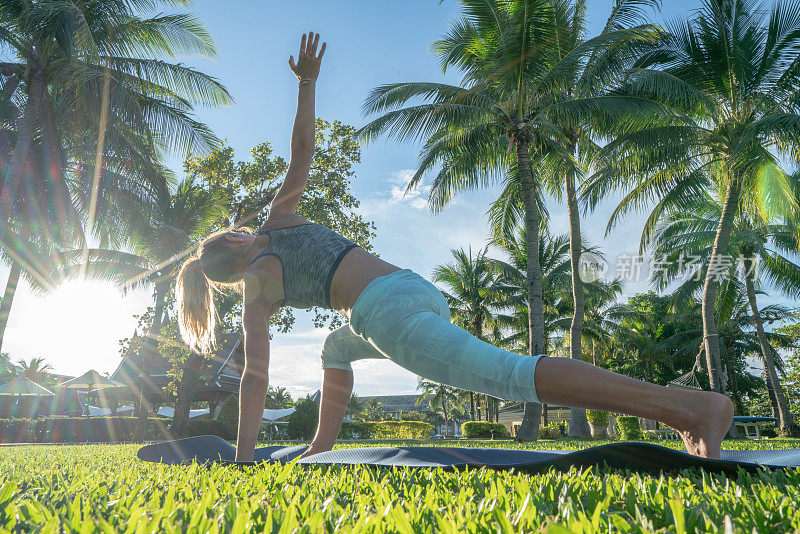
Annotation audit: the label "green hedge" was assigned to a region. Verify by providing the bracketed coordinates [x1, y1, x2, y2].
[0, 416, 232, 443]
[586, 410, 609, 424]
[0, 417, 167, 443]
[182, 419, 232, 439]
[616, 415, 643, 440]
[461, 422, 509, 439]
[538, 422, 562, 440]
[338, 420, 433, 439]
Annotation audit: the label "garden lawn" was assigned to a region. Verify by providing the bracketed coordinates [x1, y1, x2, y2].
[1, 439, 799, 532]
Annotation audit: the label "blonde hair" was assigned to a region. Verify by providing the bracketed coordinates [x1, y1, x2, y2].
[176, 231, 246, 354]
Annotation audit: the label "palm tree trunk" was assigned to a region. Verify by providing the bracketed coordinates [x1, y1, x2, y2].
[441, 395, 449, 437]
[765, 374, 779, 418]
[469, 392, 475, 421]
[172, 351, 204, 436]
[135, 283, 168, 440]
[701, 181, 739, 392]
[565, 156, 590, 438]
[0, 68, 43, 245]
[744, 259, 800, 436]
[514, 137, 544, 442]
[0, 261, 21, 354]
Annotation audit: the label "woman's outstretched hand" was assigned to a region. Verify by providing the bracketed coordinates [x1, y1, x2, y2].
[289, 32, 326, 82]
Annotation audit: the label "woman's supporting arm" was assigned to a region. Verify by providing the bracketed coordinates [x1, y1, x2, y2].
[235, 298, 272, 462]
[268, 32, 326, 219]
[301, 368, 353, 457]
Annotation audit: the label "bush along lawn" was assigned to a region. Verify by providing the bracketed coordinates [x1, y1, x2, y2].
[1, 440, 800, 531]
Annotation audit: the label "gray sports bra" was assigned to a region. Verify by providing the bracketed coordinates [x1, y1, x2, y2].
[249, 223, 358, 309]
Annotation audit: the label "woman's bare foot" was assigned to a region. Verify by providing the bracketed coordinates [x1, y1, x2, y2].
[674, 392, 734, 459]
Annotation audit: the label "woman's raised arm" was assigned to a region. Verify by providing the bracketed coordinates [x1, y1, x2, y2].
[268, 32, 326, 219]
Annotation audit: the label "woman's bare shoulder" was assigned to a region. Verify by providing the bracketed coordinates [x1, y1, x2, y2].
[258, 212, 311, 233]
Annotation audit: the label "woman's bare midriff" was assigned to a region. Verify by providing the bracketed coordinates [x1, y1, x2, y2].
[329, 247, 400, 318]
[258, 213, 400, 318]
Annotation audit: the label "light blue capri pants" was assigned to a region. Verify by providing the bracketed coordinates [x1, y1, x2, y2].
[321, 269, 545, 403]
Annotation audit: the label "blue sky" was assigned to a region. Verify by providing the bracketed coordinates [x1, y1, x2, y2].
[1, 0, 787, 398]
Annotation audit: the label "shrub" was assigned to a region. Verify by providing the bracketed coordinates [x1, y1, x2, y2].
[0, 417, 166, 443]
[616, 415, 643, 440]
[537, 422, 562, 440]
[286, 398, 319, 440]
[215, 395, 239, 438]
[461, 422, 509, 439]
[369, 421, 432, 439]
[183, 419, 232, 439]
[586, 410, 609, 424]
[338, 421, 371, 439]
[337, 420, 433, 439]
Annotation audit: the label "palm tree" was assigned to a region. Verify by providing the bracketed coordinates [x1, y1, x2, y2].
[69, 177, 226, 437]
[14, 357, 53, 383]
[346, 393, 363, 420]
[265, 386, 294, 409]
[416, 378, 459, 436]
[361, 0, 665, 439]
[587, 0, 800, 394]
[433, 247, 504, 421]
[0, 0, 231, 356]
[490, 228, 573, 434]
[650, 192, 800, 434]
[489, 0, 662, 437]
[582, 278, 624, 366]
[0, 0, 230, 247]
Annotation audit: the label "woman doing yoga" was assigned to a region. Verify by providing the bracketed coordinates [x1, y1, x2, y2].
[176, 33, 733, 462]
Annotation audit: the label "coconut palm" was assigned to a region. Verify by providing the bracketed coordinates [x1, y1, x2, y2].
[492, 228, 572, 355]
[488, 228, 573, 434]
[0, 0, 231, 251]
[65, 177, 226, 437]
[433, 247, 505, 422]
[0, 0, 231, 356]
[416, 378, 459, 436]
[14, 357, 53, 384]
[361, 0, 666, 439]
[487, 0, 662, 437]
[587, 0, 800, 394]
[650, 192, 800, 434]
[265, 386, 294, 409]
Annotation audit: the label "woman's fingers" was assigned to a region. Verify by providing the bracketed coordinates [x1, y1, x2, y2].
[310, 33, 319, 55]
[317, 41, 326, 60]
[289, 55, 296, 70]
[300, 33, 307, 55]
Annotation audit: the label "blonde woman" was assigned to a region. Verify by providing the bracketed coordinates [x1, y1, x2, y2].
[176, 33, 733, 462]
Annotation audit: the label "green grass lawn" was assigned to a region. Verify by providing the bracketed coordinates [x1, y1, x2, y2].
[1, 439, 799, 532]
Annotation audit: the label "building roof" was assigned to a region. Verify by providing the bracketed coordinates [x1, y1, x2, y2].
[362, 394, 431, 413]
[110, 333, 244, 400]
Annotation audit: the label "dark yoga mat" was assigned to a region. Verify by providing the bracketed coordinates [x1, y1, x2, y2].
[137, 435, 800, 475]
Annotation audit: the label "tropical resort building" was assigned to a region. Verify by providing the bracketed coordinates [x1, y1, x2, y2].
[106, 333, 244, 417]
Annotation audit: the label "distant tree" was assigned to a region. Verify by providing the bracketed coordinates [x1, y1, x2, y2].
[360, 398, 384, 422]
[0, 352, 14, 382]
[345, 393, 363, 419]
[184, 120, 377, 334]
[433, 247, 504, 422]
[416, 379, 459, 436]
[265, 387, 293, 409]
[776, 317, 800, 417]
[15, 357, 54, 385]
[286, 397, 319, 440]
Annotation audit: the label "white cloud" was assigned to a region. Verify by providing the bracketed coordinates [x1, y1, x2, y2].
[379, 169, 433, 211]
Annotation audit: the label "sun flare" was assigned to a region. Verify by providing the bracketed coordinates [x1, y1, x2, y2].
[24, 280, 146, 376]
